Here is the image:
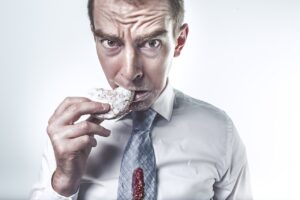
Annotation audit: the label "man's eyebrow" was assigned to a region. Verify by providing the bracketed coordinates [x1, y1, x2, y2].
[94, 29, 123, 42]
[93, 28, 168, 43]
[135, 29, 168, 43]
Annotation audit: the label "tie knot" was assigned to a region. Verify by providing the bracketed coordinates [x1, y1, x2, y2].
[132, 108, 157, 132]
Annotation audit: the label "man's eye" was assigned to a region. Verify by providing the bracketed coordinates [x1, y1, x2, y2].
[143, 39, 161, 49]
[101, 39, 120, 49]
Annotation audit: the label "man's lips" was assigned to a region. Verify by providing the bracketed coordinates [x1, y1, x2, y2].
[132, 91, 149, 102]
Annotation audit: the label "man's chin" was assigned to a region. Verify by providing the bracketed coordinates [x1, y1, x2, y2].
[129, 91, 160, 111]
[129, 100, 152, 112]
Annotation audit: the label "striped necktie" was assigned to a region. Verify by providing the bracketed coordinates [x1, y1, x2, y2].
[117, 108, 158, 200]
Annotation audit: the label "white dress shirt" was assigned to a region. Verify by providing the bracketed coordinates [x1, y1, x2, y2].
[30, 83, 252, 200]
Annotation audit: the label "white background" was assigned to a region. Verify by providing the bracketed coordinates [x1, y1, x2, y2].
[0, 0, 299, 199]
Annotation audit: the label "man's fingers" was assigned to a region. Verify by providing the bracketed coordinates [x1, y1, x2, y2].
[62, 121, 111, 138]
[59, 135, 97, 153]
[86, 115, 104, 124]
[49, 97, 91, 124]
[53, 101, 110, 126]
[69, 135, 97, 150]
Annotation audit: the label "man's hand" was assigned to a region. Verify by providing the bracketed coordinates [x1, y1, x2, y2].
[47, 97, 111, 196]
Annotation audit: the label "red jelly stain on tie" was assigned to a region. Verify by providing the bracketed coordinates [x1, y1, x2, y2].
[132, 167, 145, 200]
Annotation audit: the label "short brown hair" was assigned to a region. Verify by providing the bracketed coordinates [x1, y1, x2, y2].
[87, 0, 184, 34]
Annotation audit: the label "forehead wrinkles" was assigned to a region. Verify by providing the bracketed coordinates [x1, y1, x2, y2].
[94, 5, 119, 31]
[94, 1, 171, 34]
[121, 10, 170, 33]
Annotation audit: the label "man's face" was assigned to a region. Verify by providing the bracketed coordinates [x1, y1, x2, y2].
[93, 0, 186, 111]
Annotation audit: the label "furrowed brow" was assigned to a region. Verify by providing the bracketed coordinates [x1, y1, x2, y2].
[93, 28, 168, 44]
[94, 29, 123, 43]
[135, 29, 168, 43]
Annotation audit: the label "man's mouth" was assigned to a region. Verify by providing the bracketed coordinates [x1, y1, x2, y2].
[133, 91, 150, 102]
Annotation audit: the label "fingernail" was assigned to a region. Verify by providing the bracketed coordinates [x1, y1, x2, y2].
[104, 129, 111, 136]
[103, 104, 110, 110]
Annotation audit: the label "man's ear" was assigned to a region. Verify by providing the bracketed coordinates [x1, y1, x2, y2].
[174, 23, 189, 57]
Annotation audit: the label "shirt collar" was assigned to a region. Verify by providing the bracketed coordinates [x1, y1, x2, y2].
[151, 81, 175, 121]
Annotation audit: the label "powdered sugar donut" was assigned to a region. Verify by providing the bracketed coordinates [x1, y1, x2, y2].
[88, 87, 135, 119]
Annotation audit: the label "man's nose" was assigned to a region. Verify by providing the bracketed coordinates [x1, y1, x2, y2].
[120, 45, 143, 82]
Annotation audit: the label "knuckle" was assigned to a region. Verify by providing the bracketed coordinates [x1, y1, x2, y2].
[79, 97, 89, 103]
[81, 135, 90, 144]
[80, 121, 90, 132]
[67, 104, 80, 113]
[50, 133, 62, 146]
[55, 144, 67, 156]
[64, 97, 74, 104]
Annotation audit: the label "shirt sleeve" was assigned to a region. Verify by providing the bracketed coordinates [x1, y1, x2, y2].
[29, 138, 79, 200]
[213, 117, 253, 200]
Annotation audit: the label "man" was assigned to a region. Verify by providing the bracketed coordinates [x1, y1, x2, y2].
[31, 0, 252, 199]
